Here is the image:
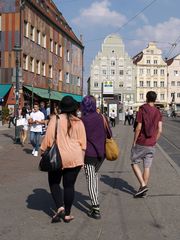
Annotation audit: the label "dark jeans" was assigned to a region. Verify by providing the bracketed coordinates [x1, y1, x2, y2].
[30, 131, 41, 151]
[110, 118, 115, 127]
[48, 166, 81, 216]
[8, 117, 15, 128]
[124, 116, 130, 125]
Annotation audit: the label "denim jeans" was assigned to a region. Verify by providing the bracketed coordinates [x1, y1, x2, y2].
[30, 131, 41, 151]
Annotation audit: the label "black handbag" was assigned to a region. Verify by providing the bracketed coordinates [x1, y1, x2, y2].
[39, 115, 62, 172]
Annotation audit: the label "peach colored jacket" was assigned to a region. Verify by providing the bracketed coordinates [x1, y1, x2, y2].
[40, 114, 86, 169]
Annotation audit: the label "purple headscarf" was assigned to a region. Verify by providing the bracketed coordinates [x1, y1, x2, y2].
[81, 95, 96, 115]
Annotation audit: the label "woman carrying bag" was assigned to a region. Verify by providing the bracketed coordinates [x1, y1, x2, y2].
[81, 95, 112, 219]
[40, 96, 86, 223]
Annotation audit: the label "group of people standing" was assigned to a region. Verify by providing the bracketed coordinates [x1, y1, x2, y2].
[124, 107, 135, 125]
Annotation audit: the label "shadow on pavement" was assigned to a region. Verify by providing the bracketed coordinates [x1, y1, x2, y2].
[2, 133, 14, 141]
[23, 148, 33, 154]
[100, 174, 136, 195]
[26, 188, 54, 217]
[74, 191, 91, 214]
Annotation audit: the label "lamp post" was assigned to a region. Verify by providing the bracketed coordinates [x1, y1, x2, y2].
[48, 79, 51, 107]
[13, 44, 22, 144]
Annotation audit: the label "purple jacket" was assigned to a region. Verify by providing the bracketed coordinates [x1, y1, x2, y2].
[82, 112, 112, 159]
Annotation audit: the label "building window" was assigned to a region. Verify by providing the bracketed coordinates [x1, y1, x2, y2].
[59, 45, 62, 57]
[139, 68, 143, 75]
[30, 25, 35, 41]
[140, 81, 144, 87]
[119, 82, 123, 87]
[30, 57, 34, 72]
[41, 62, 45, 76]
[154, 60, 158, 64]
[94, 82, 98, 87]
[147, 60, 150, 64]
[66, 72, 69, 83]
[59, 70, 62, 81]
[24, 21, 28, 38]
[160, 81, 164, 87]
[146, 81, 150, 87]
[36, 60, 40, 74]
[147, 69, 151, 75]
[55, 42, 58, 55]
[177, 93, 180, 98]
[154, 69, 158, 75]
[49, 65, 52, 78]
[111, 69, 115, 75]
[174, 70, 178, 76]
[177, 81, 180, 86]
[42, 34, 46, 48]
[111, 61, 115, 66]
[77, 77, 80, 86]
[171, 81, 175, 86]
[160, 69, 164, 75]
[140, 93, 144, 100]
[37, 30, 41, 45]
[23, 54, 28, 70]
[160, 94, 164, 100]
[67, 50, 70, 62]
[50, 39, 53, 52]
[119, 70, 124, 75]
[102, 69, 106, 75]
[153, 81, 157, 87]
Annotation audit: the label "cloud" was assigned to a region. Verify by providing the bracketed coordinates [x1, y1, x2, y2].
[129, 17, 180, 57]
[138, 13, 149, 24]
[72, 0, 127, 28]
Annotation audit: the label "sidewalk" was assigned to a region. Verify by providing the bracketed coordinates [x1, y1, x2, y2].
[0, 122, 180, 240]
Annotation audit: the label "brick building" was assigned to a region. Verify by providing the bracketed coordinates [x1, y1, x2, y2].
[0, 0, 84, 107]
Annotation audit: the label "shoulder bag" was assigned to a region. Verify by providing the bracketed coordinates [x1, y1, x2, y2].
[102, 115, 120, 161]
[39, 115, 62, 172]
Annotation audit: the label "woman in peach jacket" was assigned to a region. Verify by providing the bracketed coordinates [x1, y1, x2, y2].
[41, 96, 86, 223]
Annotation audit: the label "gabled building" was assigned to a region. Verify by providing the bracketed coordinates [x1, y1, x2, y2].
[166, 54, 180, 111]
[133, 42, 168, 108]
[90, 34, 136, 111]
[0, 0, 84, 107]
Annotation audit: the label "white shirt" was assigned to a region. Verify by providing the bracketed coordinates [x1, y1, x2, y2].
[30, 111, 45, 132]
[110, 112, 115, 119]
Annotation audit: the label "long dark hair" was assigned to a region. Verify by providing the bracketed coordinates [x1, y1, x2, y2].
[66, 111, 77, 137]
[21, 107, 27, 118]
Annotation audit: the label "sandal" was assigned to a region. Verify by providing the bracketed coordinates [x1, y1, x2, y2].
[51, 208, 65, 223]
[63, 215, 74, 223]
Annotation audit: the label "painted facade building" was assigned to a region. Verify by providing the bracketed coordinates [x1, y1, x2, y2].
[133, 42, 168, 108]
[90, 34, 136, 110]
[166, 54, 180, 111]
[0, 0, 83, 107]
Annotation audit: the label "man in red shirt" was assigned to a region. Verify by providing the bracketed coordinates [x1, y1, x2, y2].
[131, 91, 162, 197]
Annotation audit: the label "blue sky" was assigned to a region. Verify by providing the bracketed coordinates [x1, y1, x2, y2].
[54, 0, 180, 89]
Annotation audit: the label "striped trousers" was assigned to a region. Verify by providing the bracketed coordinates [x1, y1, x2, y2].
[84, 159, 104, 206]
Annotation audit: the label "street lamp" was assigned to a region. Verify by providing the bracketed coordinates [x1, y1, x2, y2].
[13, 44, 22, 144]
[48, 79, 51, 108]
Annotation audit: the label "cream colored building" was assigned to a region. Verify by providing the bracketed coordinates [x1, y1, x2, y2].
[90, 34, 136, 109]
[166, 54, 180, 111]
[133, 42, 168, 108]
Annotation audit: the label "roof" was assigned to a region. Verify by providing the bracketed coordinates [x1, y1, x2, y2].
[0, 84, 12, 98]
[24, 85, 83, 102]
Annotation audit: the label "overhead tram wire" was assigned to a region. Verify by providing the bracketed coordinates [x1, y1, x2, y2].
[84, 0, 158, 43]
[165, 35, 180, 59]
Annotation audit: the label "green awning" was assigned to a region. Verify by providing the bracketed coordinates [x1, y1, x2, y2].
[0, 84, 12, 98]
[24, 85, 83, 102]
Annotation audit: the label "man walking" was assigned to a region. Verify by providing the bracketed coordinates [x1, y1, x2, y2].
[110, 109, 116, 127]
[131, 91, 162, 197]
[29, 103, 45, 157]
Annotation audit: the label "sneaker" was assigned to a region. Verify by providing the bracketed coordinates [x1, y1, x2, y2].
[134, 186, 148, 198]
[87, 206, 101, 219]
[32, 148, 35, 155]
[34, 151, 38, 157]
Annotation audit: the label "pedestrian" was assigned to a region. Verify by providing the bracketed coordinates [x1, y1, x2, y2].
[128, 107, 134, 125]
[131, 91, 162, 198]
[40, 96, 86, 223]
[28, 103, 45, 157]
[20, 107, 30, 146]
[81, 95, 112, 219]
[8, 107, 15, 128]
[124, 109, 130, 125]
[110, 109, 116, 127]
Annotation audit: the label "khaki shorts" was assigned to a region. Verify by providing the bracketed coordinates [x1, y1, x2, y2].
[131, 144, 155, 168]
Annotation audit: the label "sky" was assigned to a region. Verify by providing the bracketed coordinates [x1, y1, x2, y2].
[53, 0, 180, 92]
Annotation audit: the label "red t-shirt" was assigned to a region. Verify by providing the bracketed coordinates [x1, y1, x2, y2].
[136, 104, 162, 146]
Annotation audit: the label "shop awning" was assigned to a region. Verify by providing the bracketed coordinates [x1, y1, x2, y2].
[24, 85, 83, 102]
[0, 84, 12, 98]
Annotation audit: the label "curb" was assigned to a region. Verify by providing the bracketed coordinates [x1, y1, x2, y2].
[157, 143, 180, 177]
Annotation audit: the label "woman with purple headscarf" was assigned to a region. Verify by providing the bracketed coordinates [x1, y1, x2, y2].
[81, 95, 112, 219]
